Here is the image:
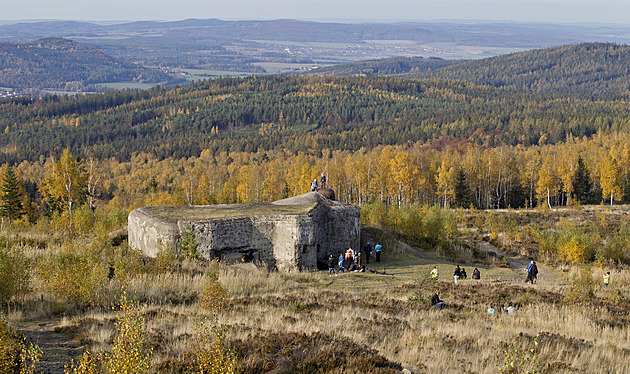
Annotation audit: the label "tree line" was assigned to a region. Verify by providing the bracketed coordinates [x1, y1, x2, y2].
[1, 74, 630, 165]
[0, 131, 628, 228]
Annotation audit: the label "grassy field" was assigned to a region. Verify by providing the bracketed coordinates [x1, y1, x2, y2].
[95, 82, 157, 90]
[3, 208, 630, 373]
[174, 68, 253, 81]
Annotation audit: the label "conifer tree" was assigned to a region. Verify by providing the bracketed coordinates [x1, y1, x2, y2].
[0, 165, 23, 223]
[454, 167, 473, 208]
[572, 156, 592, 204]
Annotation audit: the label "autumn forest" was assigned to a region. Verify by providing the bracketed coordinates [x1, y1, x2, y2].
[3, 40, 630, 374]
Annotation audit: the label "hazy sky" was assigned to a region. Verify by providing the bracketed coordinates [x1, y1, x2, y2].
[3, 0, 629, 24]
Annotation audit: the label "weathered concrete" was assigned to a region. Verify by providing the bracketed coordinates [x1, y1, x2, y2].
[127, 192, 360, 271]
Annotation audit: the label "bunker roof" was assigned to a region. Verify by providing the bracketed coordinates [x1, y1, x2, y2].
[135, 192, 332, 223]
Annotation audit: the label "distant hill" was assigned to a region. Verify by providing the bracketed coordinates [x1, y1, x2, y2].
[3, 20, 630, 74]
[304, 56, 463, 77]
[0, 37, 184, 92]
[415, 43, 630, 98]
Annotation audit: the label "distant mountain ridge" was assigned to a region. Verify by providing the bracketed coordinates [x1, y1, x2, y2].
[2, 19, 630, 46]
[3, 19, 630, 78]
[0, 37, 183, 92]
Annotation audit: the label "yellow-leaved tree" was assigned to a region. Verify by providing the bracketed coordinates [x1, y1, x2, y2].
[536, 153, 559, 210]
[41, 148, 88, 215]
[436, 159, 455, 208]
[387, 152, 415, 207]
[600, 154, 622, 206]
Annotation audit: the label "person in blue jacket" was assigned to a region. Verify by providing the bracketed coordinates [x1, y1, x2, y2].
[374, 243, 382, 262]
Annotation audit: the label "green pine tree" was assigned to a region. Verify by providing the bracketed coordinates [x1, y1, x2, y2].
[0, 165, 23, 223]
[454, 167, 473, 208]
[572, 156, 592, 204]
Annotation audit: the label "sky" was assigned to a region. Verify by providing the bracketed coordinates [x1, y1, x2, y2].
[3, 0, 630, 25]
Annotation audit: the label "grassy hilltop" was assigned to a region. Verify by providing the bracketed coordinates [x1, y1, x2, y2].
[2, 205, 630, 373]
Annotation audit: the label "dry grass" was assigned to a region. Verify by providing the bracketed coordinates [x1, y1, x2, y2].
[52, 257, 628, 373]
[4, 208, 630, 373]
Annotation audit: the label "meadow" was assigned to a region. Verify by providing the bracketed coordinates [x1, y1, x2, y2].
[1, 205, 630, 373]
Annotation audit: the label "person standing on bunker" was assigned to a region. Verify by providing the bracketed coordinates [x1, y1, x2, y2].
[320, 173, 327, 189]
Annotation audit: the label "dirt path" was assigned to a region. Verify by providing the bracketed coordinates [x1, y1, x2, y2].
[12, 319, 82, 374]
[478, 240, 560, 284]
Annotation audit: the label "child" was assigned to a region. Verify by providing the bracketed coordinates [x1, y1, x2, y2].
[603, 271, 611, 288]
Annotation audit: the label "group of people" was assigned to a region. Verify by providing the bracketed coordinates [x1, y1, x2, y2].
[525, 261, 538, 284]
[326, 241, 382, 276]
[431, 265, 481, 284]
[310, 173, 327, 191]
[362, 241, 382, 263]
[431, 260, 614, 313]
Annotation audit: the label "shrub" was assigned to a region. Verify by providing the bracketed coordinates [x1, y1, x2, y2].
[193, 271, 239, 374]
[38, 245, 108, 305]
[0, 245, 31, 305]
[65, 294, 153, 374]
[360, 201, 388, 227]
[153, 240, 177, 274]
[556, 222, 598, 264]
[71, 205, 96, 237]
[191, 318, 239, 374]
[497, 334, 545, 374]
[0, 318, 41, 374]
[564, 265, 596, 304]
[362, 203, 459, 249]
[599, 227, 630, 264]
[103, 294, 153, 374]
[178, 226, 200, 259]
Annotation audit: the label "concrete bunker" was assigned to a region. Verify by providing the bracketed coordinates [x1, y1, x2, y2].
[127, 191, 360, 272]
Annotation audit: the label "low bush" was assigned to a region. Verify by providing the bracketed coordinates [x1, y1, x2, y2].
[361, 203, 458, 249]
[65, 294, 153, 374]
[0, 245, 31, 306]
[38, 244, 109, 306]
[0, 318, 41, 374]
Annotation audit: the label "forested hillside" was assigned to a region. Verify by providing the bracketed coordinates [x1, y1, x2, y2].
[305, 57, 462, 76]
[417, 43, 630, 98]
[1, 75, 629, 165]
[0, 37, 184, 92]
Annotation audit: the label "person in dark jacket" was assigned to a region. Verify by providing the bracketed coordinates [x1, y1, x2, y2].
[327, 254, 338, 277]
[454, 265, 461, 284]
[431, 290, 444, 309]
[472, 268, 480, 280]
[526, 261, 538, 283]
[363, 241, 372, 264]
[530, 262, 538, 283]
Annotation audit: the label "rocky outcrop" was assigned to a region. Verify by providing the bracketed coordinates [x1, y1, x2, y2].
[127, 191, 360, 271]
